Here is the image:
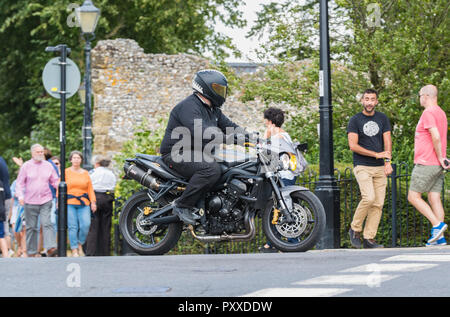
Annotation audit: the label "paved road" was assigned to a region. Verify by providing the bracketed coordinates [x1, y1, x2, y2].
[1, 245, 450, 297]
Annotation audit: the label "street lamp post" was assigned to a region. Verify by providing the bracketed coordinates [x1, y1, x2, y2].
[76, 0, 100, 170]
[314, 0, 341, 249]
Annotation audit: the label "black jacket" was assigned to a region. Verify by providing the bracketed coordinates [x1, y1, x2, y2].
[160, 94, 245, 155]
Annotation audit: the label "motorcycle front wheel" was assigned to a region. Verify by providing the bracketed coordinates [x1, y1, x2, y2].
[119, 190, 182, 255]
[262, 190, 326, 252]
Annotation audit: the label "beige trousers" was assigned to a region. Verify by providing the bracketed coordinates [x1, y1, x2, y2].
[351, 165, 387, 239]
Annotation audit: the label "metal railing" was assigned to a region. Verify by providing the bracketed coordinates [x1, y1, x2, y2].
[112, 163, 448, 254]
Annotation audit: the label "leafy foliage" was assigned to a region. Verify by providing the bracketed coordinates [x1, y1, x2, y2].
[0, 0, 245, 171]
[113, 118, 167, 199]
[242, 0, 449, 164]
[239, 59, 370, 164]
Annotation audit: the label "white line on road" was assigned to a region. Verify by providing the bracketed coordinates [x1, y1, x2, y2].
[340, 263, 437, 272]
[293, 274, 398, 286]
[242, 288, 351, 297]
[382, 253, 450, 262]
[242, 251, 450, 297]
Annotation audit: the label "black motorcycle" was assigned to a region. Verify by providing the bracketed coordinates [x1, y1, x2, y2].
[119, 141, 326, 255]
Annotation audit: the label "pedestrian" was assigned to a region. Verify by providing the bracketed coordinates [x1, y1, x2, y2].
[9, 157, 26, 257]
[15, 144, 59, 257]
[66, 151, 96, 257]
[50, 156, 61, 175]
[259, 107, 300, 253]
[0, 179, 10, 257]
[347, 89, 393, 249]
[0, 155, 13, 255]
[10, 180, 27, 257]
[407, 84, 449, 246]
[85, 155, 117, 256]
[50, 156, 61, 234]
[45, 151, 60, 243]
[36, 148, 60, 255]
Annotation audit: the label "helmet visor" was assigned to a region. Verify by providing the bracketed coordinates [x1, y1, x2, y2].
[211, 83, 227, 99]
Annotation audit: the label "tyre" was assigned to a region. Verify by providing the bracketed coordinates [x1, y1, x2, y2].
[119, 190, 182, 255]
[262, 190, 326, 252]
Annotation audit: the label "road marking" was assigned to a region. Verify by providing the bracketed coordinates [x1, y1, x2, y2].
[341, 263, 437, 272]
[382, 253, 450, 262]
[242, 252, 450, 297]
[293, 274, 398, 286]
[242, 288, 351, 297]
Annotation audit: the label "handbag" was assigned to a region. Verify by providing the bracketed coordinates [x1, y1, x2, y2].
[291, 142, 308, 174]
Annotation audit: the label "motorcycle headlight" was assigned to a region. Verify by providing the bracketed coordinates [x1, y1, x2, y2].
[279, 153, 290, 171]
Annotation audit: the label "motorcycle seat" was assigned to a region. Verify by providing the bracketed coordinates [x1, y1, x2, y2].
[135, 154, 187, 180]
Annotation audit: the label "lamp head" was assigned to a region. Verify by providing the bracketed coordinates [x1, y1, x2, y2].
[76, 0, 101, 34]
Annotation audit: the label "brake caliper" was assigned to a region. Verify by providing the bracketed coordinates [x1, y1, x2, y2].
[271, 208, 281, 225]
[143, 206, 153, 216]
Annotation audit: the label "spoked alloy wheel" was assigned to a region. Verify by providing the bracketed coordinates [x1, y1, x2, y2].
[119, 191, 182, 255]
[262, 190, 326, 252]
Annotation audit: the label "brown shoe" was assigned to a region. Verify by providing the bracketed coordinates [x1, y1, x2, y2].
[47, 248, 58, 257]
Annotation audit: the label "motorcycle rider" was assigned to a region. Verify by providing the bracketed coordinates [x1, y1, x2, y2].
[160, 69, 247, 225]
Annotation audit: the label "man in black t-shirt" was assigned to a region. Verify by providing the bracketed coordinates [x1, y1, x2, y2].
[347, 89, 392, 249]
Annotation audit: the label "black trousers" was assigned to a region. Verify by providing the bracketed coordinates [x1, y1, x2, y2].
[162, 152, 221, 209]
[85, 192, 114, 256]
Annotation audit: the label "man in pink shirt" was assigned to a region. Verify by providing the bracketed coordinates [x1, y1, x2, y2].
[408, 85, 449, 246]
[16, 144, 59, 257]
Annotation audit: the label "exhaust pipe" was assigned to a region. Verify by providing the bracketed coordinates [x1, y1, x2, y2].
[188, 212, 256, 243]
[123, 161, 160, 190]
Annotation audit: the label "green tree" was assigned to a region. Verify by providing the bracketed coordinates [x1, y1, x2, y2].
[243, 0, 449, 164]
[0, 0, 245, 170]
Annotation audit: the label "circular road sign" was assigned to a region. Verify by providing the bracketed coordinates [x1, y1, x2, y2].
[42, 57, 81, 99]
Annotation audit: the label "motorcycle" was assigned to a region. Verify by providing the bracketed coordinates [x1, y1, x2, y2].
[119, 139, 326, 255]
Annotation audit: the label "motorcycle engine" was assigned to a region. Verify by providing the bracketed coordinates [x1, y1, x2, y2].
[205, 179, 247, 235]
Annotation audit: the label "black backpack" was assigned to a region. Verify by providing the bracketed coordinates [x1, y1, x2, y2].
[0, 180, 5, 222]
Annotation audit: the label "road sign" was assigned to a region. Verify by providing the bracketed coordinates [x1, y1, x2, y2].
[42, 57, 81, 99]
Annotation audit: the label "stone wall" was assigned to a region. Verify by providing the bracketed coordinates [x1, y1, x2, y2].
[91, 39, 298, 159]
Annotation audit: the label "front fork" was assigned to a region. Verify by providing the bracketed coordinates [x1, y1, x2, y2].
[267, 174, 311, 225]
[267, 174, 294, 224]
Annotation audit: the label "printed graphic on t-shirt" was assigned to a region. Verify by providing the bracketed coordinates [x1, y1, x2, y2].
[363, 121, 380, 137]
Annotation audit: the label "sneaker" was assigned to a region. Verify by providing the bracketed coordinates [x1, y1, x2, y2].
[426, 236, 447, 247]
[348, 228, 362, 249]
[173, 205, 200, 225]
[427, 222, 448, 243]
[363, 239, 384, 249]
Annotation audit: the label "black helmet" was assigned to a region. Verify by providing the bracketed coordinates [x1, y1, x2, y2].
[192, 69, 228, 108]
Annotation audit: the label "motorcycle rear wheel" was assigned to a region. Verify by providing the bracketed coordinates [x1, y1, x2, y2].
[262, 190, 326, 252]
[119, 190, 182, 255]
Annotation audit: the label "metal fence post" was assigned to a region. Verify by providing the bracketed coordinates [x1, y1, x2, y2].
[391, 163, 398, 247]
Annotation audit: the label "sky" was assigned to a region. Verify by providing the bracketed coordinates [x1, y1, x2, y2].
[214, 0, 275, 63]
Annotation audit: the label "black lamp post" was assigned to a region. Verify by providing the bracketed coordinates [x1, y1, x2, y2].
[76, 0, 100, 170]
[314, 0, 340, 249]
